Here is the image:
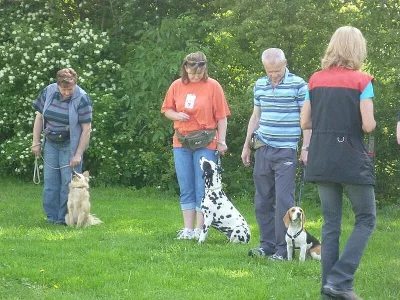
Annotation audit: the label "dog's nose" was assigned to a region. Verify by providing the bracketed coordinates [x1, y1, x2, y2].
[297, 212, 301, 218]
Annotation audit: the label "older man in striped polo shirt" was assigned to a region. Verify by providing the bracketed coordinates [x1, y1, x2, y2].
[242, 48, 311, 261]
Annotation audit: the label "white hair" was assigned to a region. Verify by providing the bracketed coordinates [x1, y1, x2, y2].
[261, 48, 286, 64]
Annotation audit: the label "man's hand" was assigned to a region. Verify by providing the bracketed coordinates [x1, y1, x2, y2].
[241, 147, 251, 167]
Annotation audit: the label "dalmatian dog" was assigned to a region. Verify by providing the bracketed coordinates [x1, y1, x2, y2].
[198, 157, 251, 244]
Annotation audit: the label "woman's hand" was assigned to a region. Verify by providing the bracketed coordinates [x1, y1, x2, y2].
[31, 144, 41, 157]
[217, 142, 228, 156]
[176, 112, 190, 122]
[70, 154, 82, 167]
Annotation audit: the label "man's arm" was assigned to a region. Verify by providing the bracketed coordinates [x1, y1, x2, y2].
[241, 106, 261, 167]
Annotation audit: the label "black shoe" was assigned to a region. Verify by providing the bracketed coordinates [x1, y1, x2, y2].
[322, 285, 362, 300]
[248, 247, 274, 258]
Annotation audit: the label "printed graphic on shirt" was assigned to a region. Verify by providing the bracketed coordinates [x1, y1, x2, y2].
[185, 93, 196, 109]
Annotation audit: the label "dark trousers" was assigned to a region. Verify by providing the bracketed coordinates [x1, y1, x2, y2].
[253, 146, 297, 257]
[318, 183, 376, 290]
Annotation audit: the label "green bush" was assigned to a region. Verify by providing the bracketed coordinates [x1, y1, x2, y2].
[0, 1, 398, 205]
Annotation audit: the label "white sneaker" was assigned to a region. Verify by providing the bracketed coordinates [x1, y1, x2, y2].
[193, 228, 202, 240]
[176, 228, 194, 240]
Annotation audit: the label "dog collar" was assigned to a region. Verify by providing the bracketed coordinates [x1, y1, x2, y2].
[286, 227, 303, 240]
[205, 185, 222, 192]
[72, 186, 88, 190]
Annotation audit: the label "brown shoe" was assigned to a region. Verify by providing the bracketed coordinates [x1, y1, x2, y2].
[322, 285, 363, 300]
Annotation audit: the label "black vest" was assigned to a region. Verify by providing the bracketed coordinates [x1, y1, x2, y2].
[305, 67, 375, 185]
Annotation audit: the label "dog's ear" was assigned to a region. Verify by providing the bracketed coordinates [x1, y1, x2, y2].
[283, 210, 291, 228]
[83, 171, 89, 178]
[202, 161, 213, 178]
[302, 210, 306, 226]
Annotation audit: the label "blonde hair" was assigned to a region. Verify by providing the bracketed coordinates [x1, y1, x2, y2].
[321, 26, 367, 70]
[180, 51, 208, 83]
[56, 68, 78, 86]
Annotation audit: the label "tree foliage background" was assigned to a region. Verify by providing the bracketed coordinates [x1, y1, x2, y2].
[0, 0, 398, 205]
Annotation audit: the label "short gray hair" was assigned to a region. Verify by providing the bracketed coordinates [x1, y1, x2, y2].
[261, 48, 286, 64]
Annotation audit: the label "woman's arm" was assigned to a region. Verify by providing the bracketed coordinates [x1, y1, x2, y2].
[163, 108, 189, 122]
[216, 117, 228, 155]
[300, 101, 312, 130]
[360, 98, 376, 133]
[70, 122, 91, 167]
[31, 112, 43, 156]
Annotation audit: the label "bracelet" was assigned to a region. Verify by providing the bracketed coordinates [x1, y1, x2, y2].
[31, 143, 41, 148]
[301, 146, 309, 151]
[217, 141, 227, 146]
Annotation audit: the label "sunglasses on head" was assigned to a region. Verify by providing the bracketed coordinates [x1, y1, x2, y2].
[186, 61, 206, 67]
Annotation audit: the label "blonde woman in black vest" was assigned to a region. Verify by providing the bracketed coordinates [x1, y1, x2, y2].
[301, 26, 376, 300]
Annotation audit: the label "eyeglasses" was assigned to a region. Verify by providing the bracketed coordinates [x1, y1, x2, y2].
[186, 61, 206, 67]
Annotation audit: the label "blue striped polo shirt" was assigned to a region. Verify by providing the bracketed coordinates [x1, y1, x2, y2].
[33, 87, 92, 131]
[254, 68, 307, 149]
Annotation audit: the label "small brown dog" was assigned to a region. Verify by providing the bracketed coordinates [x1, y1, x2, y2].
[283, 206, 321, 261]
[65, 170, 102, 227]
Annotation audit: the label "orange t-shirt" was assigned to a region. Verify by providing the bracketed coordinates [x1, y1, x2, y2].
[161, 77, 231, 149]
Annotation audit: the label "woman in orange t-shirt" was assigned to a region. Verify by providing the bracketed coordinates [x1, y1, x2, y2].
[161, 51, 230, 240]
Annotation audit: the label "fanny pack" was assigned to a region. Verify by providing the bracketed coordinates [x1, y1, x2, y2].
[250, 132, 265, 150]
[176, 129, 216, 150]
[44, 128, 70, 143]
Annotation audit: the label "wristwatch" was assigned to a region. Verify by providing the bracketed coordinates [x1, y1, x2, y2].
[218, 141, 227, 146]
[301, 146, 309, 151]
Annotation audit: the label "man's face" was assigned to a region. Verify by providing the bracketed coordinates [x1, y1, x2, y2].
[58, 83, 75, 100]
[263, 60, 287, 86]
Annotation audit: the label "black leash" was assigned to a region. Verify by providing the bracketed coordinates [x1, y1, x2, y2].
[215, 150, 222, 168]
[296, 162, 305, 207]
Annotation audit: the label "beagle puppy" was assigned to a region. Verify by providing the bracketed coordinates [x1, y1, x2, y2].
[283, 206, 321, 262]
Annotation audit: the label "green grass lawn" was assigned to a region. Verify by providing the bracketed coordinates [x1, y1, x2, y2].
[0, 178, 399, 300]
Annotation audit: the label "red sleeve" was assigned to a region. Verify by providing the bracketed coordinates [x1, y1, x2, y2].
[161, 79, 180, 114]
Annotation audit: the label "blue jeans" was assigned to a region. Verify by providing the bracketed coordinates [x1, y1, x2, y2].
[317, 183, 376, 290]
[173, 147, 218, 212]
[43, 140, 82, 224]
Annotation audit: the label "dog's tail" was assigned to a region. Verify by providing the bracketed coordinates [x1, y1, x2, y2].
[86, 214, 103, 226]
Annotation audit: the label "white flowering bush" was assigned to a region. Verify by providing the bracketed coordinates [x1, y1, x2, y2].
[0, 2, 175, 188]
[0, 2, 121, 181]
